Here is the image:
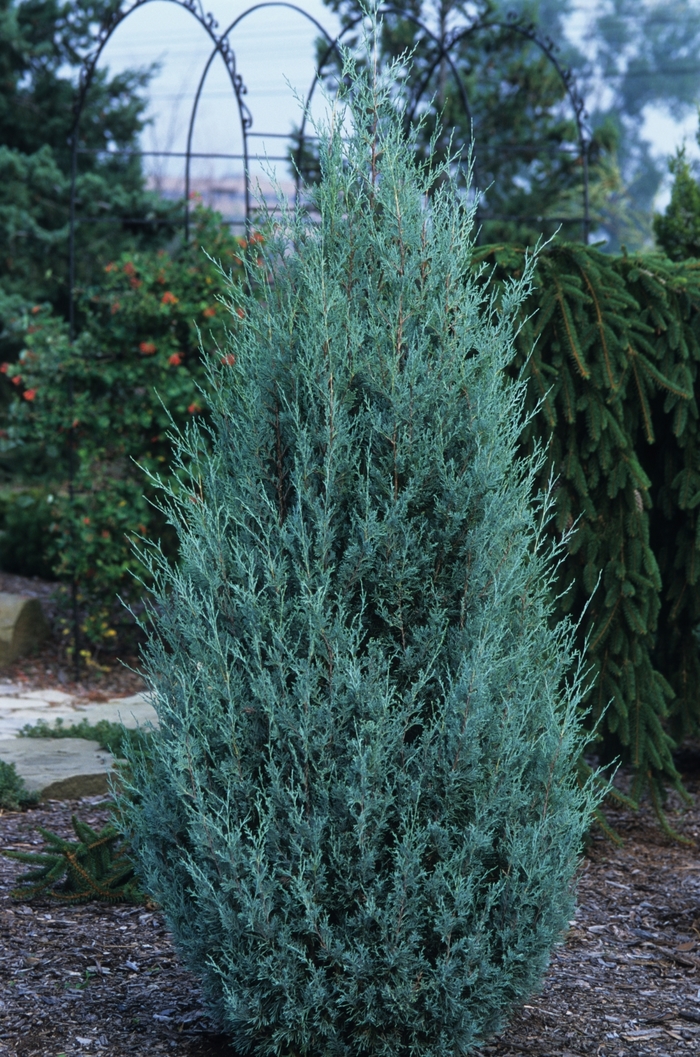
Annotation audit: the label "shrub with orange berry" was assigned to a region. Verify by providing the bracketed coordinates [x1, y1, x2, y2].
[2, 207, 255, 646]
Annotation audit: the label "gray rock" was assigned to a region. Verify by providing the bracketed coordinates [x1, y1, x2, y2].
[0, 593, 49, 666]
[0, 738, 116, 799]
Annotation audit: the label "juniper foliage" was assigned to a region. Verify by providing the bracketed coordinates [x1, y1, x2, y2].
[119, 56, 597, 1057]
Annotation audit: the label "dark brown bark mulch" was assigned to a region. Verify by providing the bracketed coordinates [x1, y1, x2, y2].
[1, 765, 699, 1057]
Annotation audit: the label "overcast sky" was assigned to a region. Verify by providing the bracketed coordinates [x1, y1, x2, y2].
[98, 0, 342, 206]
[97, 0, 698, 213]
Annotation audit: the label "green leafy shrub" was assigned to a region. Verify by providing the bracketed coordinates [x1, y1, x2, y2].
[0, 486, 56, 578]
[118, 56, 597, 1057]
[0, 759, 38, 810]
[1, 207, 247, 646]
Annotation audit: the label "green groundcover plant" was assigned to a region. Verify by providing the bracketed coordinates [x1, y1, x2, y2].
[0, 759, 37, 810]
[117, 48, 598, 1057]
[18, 716, 152, 759]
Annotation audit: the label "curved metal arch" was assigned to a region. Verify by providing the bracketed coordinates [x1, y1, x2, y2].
[447, 15, 590, 150]
[293, 6, 472, 204]
[292, 7, 591, 241]
[443, 13, 591, 241]
[184, 2, 343, 239]
[68, 0, 247, 339]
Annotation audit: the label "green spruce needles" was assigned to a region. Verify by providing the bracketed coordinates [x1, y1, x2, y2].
[118, 53, 598, 1057]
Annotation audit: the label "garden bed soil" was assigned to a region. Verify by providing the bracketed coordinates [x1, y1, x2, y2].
[1, 760, 700, 1057]
[0, 572, 146, 700]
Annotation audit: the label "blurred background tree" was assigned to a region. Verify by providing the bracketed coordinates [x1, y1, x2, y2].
[0, 0, 232, 662]
[0, 0, 178, 325]
[583, 0, 700, 249]
[654, 142, 700, 260]
[312, 0, 700, 250]
[305, 0, 595, 245]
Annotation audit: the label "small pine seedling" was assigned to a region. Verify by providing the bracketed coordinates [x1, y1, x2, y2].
[4, 815, 142, 904]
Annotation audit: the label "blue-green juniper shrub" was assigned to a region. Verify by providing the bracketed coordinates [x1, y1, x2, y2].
[117, 52, 599, 1057]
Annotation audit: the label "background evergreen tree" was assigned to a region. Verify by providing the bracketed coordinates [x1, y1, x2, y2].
[0, 0, 178, 327]
[306, 0, 600, 245]
[654, 146, 700, 261]
[313, 0, 700, 250]
[584, 0, 700, 246]
[119, 50, 597, 1057]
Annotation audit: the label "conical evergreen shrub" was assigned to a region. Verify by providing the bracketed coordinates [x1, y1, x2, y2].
[118, 52, 597, 1057]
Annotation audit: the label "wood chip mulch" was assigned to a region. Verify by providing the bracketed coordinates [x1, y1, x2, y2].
[1, 762, 700, 1057]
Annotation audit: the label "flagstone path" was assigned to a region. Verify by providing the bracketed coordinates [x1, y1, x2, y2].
[0, 685, 158, 799]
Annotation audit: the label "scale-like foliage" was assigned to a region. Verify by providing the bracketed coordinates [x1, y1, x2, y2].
[476, 243, 700, 817]
[118, 56, 596, 1057]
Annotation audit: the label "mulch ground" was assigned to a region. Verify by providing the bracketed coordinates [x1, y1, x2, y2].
[1, 763, 700, 1057]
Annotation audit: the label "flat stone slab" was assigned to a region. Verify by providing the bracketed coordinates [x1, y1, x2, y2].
[0, 685, 157, 796]
[0, 738, 116, 799]
[13, 689, 75, 704]
[0, 690, 158, 740]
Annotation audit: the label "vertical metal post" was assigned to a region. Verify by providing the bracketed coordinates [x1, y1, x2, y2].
[583, 139, 590, 245]
[67, 122, 81, 684]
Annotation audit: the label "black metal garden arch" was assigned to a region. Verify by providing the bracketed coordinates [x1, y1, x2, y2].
[183, 2, 343, 239]
[300, 7, 592, 242]
[69, 3, 594, 306]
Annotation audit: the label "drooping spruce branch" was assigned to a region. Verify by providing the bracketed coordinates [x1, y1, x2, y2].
[476, 243, 700, 821]
[4, 815, 143, 904]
